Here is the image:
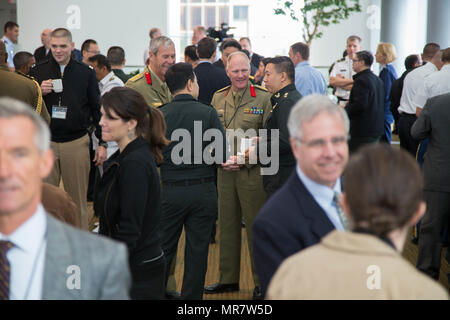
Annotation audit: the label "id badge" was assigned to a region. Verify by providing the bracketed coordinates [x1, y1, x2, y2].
[52, 105, 68, 119]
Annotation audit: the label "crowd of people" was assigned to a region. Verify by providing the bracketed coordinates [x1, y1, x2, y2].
[0, 20, 449, 300]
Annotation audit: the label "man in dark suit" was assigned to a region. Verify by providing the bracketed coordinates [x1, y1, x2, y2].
[33, 28, 53, 63]
[0, 97, 131, 300]
[194, 37, 230, 105]
[345, 50, 384, 152]
[411, 92, 450, 281]
[253, 94, 350, 295]
[239, 37, 263, 70]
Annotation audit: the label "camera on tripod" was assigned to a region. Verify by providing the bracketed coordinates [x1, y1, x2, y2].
[207, 23, 234, 43]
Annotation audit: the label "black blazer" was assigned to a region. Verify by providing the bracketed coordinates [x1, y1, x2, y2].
[411, 92, 450, 193]
[253, 171, 335, 293]
[34, 45, 52, 63]
[195, 62, 230, 105]
[95, 136, 163, 266]
[346, 69, 385, 138]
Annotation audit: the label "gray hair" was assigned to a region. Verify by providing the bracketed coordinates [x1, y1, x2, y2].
[149, 35, 174, 55]
[287, 94, 349, 141]
[226, 51, 250, 70]
[0, 97, 51, 153]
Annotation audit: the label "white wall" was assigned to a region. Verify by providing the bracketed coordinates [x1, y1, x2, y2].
[17, 0, 170, 67]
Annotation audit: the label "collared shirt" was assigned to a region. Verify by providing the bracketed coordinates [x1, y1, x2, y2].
[414, 64, 450, 110]
[197, 60, 212, 65]
[330, 56, 356, 100]
[99, 71, 124, 96]
[1, 36, 15, 68]
[0, 204, 47, 300]
[398, 62, 438, 114]
[296, 165, 344, 231]
[294, 61, 327, 97]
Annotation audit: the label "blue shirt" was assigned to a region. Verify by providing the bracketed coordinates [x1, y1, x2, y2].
[1, 36, 15, 68]
[294, 61, 327, 97]
[296, 165, 345, 231]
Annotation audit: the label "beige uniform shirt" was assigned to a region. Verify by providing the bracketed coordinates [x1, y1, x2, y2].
[125, 65, 172, 108]
[211, 81, 272, 155]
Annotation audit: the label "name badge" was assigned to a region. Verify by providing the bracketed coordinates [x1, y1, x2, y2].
[52, 106, 68, 119]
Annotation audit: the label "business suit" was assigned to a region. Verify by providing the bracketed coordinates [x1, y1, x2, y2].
[253, 171, 335, 294]
[411, 92, 450, 280]
[194, 61, 230, 105]
[33, 46, 52, 63]
[379, 64, 397, 143]
[345, 68, 384, 152]
[42, 213, 131, 299]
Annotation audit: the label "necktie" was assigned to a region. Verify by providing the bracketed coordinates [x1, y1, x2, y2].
[332, 192, 349, 231]
[0, 240, 13, 300]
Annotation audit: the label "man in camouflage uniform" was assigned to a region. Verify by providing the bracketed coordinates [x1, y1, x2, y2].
[204, 51, 272, 300]
[126, 36, 174, 108]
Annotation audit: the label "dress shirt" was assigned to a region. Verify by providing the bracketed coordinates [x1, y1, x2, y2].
[99, 71, 124, 96]
[294, 61, 327, 97]
[1, 36, 15, 68]
[398, 62, 438, 114]
[197, 60, 211, 65]
[330, 56, 356, 100]
[0, 204, 47, 300]
[414, 64, 450, 110]
[296, 165, 344, 230]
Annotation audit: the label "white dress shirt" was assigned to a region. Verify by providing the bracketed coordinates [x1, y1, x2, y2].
[330, 56, 356, 100]
[296, 166, 345, 231]
[0, 204, 47, 300]
[398, 62, 438, 114]
[414, 64, 450, 110]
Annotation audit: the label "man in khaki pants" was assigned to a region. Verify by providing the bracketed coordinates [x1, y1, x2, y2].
[29, 28, 106, 230]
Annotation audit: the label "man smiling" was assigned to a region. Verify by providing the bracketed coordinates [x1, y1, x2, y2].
[253, 94, 350, 296]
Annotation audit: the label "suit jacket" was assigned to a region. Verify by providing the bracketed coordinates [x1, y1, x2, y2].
[411, 92, 450, 192]
[252, 171, 335, 293]
[379, 64, 397, 123]
[194, 62, 230, 105]
[346, 69, 385, 138]
[42, 214, 131, 299]
[267, 230, 449, 300]
[33, 46, 52, 63]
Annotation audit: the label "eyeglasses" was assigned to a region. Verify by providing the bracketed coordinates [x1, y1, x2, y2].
[295, 135, 349, 149]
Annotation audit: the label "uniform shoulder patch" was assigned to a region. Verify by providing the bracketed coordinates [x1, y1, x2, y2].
[216, 85, 231, 93]
[253, 84, 268, 92]
[128, 72, 144, 83]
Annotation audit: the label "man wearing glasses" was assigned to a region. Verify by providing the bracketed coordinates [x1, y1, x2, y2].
[253, 94, 350, 297]
[345, 50, 384, 153]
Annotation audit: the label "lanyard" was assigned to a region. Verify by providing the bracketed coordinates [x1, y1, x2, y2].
[224, 86, 248, 129]
[10, 231, 47, 300]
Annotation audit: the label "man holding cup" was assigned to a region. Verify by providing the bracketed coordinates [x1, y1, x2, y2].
[29, 28, 106, 230]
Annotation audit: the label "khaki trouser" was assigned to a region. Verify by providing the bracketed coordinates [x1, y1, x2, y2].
[46, 134, 90, 230]
[218, 165, 266, 286]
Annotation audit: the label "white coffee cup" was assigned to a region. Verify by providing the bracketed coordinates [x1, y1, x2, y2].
[52, 79, 63, 93]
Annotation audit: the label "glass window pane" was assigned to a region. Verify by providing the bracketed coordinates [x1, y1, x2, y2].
[233, 6, 248, 21]
[190, 0, 201, 2]
[206, 0, 216, 2]
[181, 6, 187, 31]
[219, 6, 229, 24]
[205, 7, 216, 28]
[191, 7, 202, 29]
[219, 0, 229, 3]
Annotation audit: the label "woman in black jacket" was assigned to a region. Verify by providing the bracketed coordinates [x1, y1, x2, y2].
[94, 87, 169, 299]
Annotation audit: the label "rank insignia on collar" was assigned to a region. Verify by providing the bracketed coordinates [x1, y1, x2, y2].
[250, 85, 256, 97]
[283, 92, 289, 98]
[145, 72, 152, 85]
[274, 93, 280, 98]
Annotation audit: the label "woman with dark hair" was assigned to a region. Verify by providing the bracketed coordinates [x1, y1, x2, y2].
[267, 144, 449, 300]
[94, 86, 169, 299]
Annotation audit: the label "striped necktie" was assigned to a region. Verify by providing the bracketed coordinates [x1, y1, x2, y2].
[0, 240, 14, 300]
[332, 192, 348, 231]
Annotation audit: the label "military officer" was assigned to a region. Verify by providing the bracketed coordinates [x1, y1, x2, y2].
[204, 51, 272, 300]
[329, 35, 362, 104]
[160, 62, 226, 299]
[126, 36, 174, 108]
[262, 56, 302, 197]
[0, 40, 50, 124]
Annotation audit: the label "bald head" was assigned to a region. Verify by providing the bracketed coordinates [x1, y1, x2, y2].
[41, 28, 53, 48]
